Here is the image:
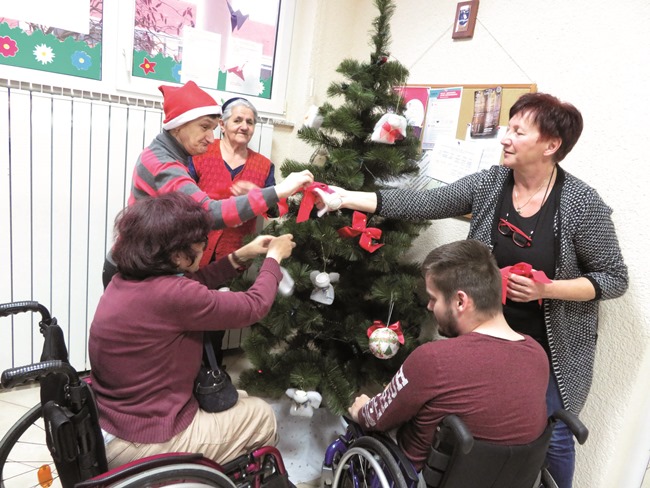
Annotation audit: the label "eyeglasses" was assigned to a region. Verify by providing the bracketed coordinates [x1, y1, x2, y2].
[498, 218, 532, 248]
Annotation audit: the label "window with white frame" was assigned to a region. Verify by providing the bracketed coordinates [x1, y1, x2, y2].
[0, 0, 296, 115]
[114, 0, 295, 114]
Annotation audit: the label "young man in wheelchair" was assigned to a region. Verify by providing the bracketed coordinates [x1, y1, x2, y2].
[347, 239, 549, 473]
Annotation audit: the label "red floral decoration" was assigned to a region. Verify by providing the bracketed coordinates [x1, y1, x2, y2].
[139, 57, 156, 75]
[0, 36, 18, 57]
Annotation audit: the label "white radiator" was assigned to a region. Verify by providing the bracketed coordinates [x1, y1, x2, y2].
[0, 82, 274, 372]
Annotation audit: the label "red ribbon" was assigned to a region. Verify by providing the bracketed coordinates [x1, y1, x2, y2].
[367, 320, 405, 344]
[337, 211, 384, 253]
[500, 262, 551, 305]
[380, 121, 404, 143]
[296, 182, 334, 223]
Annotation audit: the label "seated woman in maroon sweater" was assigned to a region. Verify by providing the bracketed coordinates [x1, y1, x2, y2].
[89, 192, 295, 468]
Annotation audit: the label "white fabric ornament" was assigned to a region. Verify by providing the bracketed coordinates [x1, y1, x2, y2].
[285, 388, 323, 417]
[303, 105, 324, 129]
[278, 267, 295, 296]
[371, 113, 407, 144]
[309, 271, 340, 305]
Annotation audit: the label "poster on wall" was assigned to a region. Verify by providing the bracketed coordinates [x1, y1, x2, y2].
[395, 85, 429, 141]
[421, 87, 463, 150]
[132, 0, 281, 100]
[0, 0, 103, 80]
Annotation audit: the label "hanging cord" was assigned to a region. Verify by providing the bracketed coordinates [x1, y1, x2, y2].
[386, 293, 395, 324]
[404, 18, 534, 83]
[476, 19, 534, 82]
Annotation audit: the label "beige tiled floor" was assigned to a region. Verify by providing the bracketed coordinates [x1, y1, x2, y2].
[0, 351, 322, 487]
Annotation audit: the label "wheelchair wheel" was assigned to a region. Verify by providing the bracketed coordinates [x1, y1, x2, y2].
[332, 436, 408, 488]
[105, 463, 236, 487]
[0, 403, 62, 488]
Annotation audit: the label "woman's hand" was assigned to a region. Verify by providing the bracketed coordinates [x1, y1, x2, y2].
[314, 185, 378, 213]
[235, 235, 275, 261]
[505, 273, 546, 303]
[265, 234, 296, 263]
[230, 180, 260, 196]
[275, 170, 314, 198]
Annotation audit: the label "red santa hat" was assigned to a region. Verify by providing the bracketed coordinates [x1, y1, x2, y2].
[158, 81, 222, 130]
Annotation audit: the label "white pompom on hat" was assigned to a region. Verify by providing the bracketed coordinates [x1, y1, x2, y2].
[159, 81, 222, 131]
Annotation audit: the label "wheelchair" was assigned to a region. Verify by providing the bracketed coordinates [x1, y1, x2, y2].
[0, 301, 291, 488]
[321, 406, 588, 488]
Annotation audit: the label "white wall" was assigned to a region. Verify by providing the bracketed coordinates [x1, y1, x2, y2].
[274, 1, 650, 487]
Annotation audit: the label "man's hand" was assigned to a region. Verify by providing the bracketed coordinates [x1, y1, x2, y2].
[348, 394, 371, 423]
[275, 170, 314, 198]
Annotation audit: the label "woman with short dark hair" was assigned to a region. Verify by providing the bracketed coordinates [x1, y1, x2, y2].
[325, 92, 628, 488]
[90, 192, 296, 469]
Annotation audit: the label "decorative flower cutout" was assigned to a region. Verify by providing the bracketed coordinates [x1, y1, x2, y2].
[0, 36, 18, 57]
[71, 51, 92, 70]
[255, 80, 265, 96]
[171, 63, 182, 82]
[33, 44, 55, 65]
[139, 57, 156, 74]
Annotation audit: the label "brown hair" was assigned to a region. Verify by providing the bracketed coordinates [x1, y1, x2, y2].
[509, 92, 583, 163]
[112, 192, 211, 280]
[421, 240, 502, 315]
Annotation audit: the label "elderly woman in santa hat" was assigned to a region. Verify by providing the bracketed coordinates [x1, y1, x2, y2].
[102, 81, 313, 287]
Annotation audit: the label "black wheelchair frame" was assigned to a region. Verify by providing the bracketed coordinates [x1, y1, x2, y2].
[322, 407, 588, 488]
[0, 301, 291, 488]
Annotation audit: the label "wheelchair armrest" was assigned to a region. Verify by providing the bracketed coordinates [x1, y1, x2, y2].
[551, 409, 589, 445]
[341, 416, 366, 439]
[440, 415, 474, 454]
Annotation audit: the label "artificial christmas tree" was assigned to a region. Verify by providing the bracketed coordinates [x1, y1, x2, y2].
[237, 0, 431, 415]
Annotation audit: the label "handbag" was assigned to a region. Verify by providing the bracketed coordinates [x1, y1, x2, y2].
[194, 335, 239, 412]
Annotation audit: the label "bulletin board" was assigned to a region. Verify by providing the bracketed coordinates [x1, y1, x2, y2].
[447, 83, 537, 139]
[402, 83, 537, 141]
[397, 83, 537, 193]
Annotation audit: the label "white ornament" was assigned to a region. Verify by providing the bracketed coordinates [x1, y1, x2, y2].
[371, 113, 407, 144]
[313, 187, 342, 217]
[309, 271, 340, 305]
[368, 327, 401, 359]
[303, 105, 324, 129]
[278, 267, 295, 296]
[285, 388, 323, 417]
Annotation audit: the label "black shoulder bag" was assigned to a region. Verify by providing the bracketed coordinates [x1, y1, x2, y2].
[194, 335, 239, 412]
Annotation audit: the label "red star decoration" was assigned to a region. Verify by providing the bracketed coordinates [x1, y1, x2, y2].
[139, 57, 156, 75]
[227, 65, 245, 80]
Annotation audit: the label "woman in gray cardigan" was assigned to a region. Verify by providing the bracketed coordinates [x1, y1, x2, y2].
[327, 93, 628, 488]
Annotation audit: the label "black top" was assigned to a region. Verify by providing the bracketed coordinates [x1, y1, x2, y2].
[492, 173, 558, 355]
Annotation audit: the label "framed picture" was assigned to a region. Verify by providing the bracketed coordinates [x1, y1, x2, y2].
[452, 0, 479, 39]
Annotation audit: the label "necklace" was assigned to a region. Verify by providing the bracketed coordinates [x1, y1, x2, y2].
[513, 166, 556, 214]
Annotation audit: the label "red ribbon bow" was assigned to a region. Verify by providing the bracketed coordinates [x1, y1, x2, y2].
[500, 262, 551, 305]
[337, 211, 384, 253]
[367, 320, 405, 344]
[380, 121, 405, 143]
[296, 182, 334, 223]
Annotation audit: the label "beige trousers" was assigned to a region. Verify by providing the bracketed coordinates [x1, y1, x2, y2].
[105, 391, 277, 469]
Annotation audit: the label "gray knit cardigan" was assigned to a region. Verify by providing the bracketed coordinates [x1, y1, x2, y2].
[377, 165, 628, 414]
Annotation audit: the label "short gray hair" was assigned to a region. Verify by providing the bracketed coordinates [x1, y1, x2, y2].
[222, 97, 259, 125]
